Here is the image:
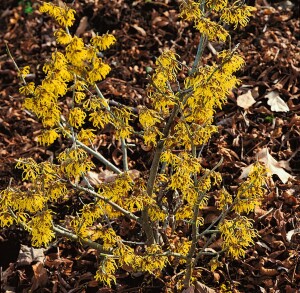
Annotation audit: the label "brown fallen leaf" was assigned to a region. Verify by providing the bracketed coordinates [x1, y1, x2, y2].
[30, 262, 48, 291]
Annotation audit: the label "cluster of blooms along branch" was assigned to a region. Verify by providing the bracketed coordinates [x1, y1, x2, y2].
[2, 0, 269, 290]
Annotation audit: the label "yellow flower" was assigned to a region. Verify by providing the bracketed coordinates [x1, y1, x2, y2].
[179, 0, 202, 21]
[12, 191, 46, 213]
[77, 128, 96, 145]
[29, 210, 55, 247]
[139, 107, 162, 129]
[143, 127, 162, 147]
[217, 187, 233, 210]
[195, 17, 229, 42]
[19, 82, 35, 95]
[234, 162, 267, 214]
[81, 203, 104, 226]
[39, 2, 76, 28]
[68, 107, 86, 128]
[66, 37, 88, 67]
[218, 50, 245, 74]
[221, 4, 255, 29]
[74, 91, 86, 103]
[140, 244, 168, 276]
[95, 258, 117, 287]
[18, 66, 30, 77]
[54, 28, 73, 45]
[91, 33, 116, 51]
[46, 182, 67, 202]
[206, 0, 228, 12]
[58, 148, 95, 178]
[87, 58, 111, 83]
[0, 210, 15, 228]
[89, 109, 112, 128]
[220, 216, 257, 258]
[37, 129, 60, 146]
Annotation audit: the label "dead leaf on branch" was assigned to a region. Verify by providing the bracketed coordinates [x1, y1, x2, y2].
[265, 91, 289, 112]
[239, 148, 294, 183]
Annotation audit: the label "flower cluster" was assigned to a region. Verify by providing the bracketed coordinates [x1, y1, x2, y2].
[219, 216, 258, 258]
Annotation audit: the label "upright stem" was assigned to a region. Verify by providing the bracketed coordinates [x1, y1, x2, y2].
[183, 157, 223, 288]
[121, 138, 129, 171]
[143, 105, 179, 245]
[190, 35, 207, 75]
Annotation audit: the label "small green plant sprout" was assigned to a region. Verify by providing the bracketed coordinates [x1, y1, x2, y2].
[2, 0, 269, 290]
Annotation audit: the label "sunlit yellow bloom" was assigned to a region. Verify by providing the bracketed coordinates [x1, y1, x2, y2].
[0, 210, 15, 228]
[195, 18, 229, 42]
[89, 109, 112, 128]
[74, 91, 86, 103]
[11, 191, 45, 213]
[68, 107, 86, 128]
[170, 239, 191, 264]
[234, 162, 267, 214]
[77, 128, 96, 145]
[221, 4, 255, 29]
[143, 127, 162, 146]
[87, 59, 111, 83]
[175, 204, 193, 220]
[95, 258, 117, 287]
[220, 216, 257, 258]
[81, 203, 104, 226]
[29, 210, 55, 247]
[91, 33, 116, 51]
[179, 0, 202, 21]
[39, 2, 76, 28]
[139, 107, 162, 129]
[42, 77, 68, 97]
[58, 148, 95, 178]
[206, 0, 228, 12]
[148, 204, 166, 221]
[217, 187, 233, 210]
[19, 82, 35, 95]
[18, 66, 30, 77]
[54, 28, 73, 45]
[114, 243, 135, 267]
[152, 71, 168, 90]
[140, 244, 168, 276]
[46, 182, 67, 202]
[218, 50, 245, 74]
[37, 129, 60, 146]
[66, 37, 88, 67]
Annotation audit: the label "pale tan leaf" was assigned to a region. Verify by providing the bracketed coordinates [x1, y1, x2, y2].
[257, 148, 293, 183]
[131, 24, 147, 36]
[195, 281, 216, 293]
[237, 90, 256, 109]
[75, 16, 89, 36]
[265, 91, 289, 112]
[16, 245, 44, 267]
[239, 148, 294, 183]
[286, 228, 300, 242]
[182, 286, 195, 293]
